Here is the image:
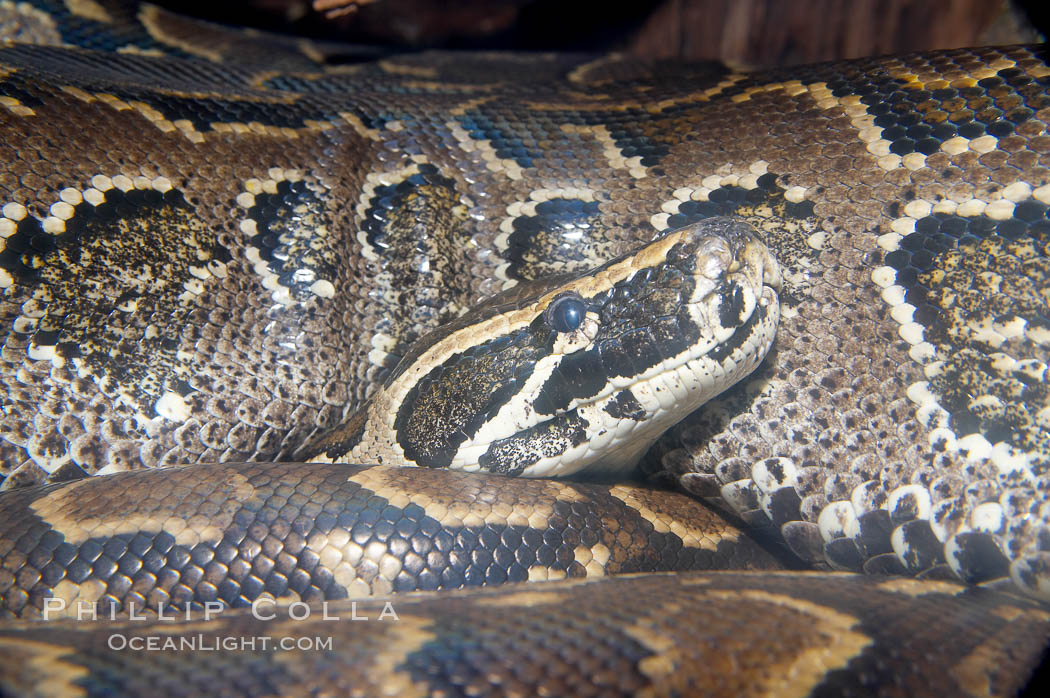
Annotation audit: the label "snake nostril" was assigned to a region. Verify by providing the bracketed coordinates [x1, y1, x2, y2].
[700, 253, 728, 280]
[695, 239, 733, 280]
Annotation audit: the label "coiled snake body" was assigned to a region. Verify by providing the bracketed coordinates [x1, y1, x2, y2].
[0, 2, 1048, 696]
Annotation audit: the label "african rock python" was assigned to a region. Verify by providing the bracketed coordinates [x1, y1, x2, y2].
[0, 1, 1048, 696]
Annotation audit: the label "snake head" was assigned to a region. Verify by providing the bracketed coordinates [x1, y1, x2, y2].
[335, 216, 780, 477]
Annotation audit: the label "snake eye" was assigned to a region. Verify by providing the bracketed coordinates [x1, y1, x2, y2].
[546, 293, 586, 333]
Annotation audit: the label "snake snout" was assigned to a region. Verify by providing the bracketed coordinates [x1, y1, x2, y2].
[693, 235, 735, 280]
[674, 218, 781, 338]
[683, 216, 782, 295]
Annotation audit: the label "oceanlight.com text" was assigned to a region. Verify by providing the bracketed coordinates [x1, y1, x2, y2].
[106, 634, 334, 651]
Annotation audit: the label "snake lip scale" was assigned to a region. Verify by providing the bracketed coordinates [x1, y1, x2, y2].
[0, 1, 1047, 696]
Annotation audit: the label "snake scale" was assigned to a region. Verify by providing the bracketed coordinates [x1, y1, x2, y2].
[0, 1, 1048, 696]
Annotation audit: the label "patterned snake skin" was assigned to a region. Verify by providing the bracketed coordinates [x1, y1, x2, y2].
[0, 1, 1049, 696]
